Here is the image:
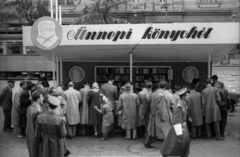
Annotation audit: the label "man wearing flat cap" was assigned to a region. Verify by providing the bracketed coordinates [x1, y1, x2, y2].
[0, 80, 15, 132]
[35, 95, 67, 157]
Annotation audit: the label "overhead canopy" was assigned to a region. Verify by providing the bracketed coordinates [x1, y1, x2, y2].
[23, 20, 239, 62]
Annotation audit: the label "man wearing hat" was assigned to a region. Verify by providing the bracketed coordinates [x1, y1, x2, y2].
[35, 95, 67, 157]
[0, 80, 15, 132]
[117, 83, 140, 140]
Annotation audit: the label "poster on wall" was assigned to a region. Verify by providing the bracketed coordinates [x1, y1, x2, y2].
[69, 66, 85, 83]
[182, 66, 199, 83]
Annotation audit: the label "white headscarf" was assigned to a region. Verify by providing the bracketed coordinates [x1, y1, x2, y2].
[92, 82, 99, 92]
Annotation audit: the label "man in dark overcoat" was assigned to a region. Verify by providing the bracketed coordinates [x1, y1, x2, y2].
[0, 80, 15, 132]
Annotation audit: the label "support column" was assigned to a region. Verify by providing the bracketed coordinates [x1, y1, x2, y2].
[23, 46, 26, 55]
[52, 53, 56, 87]
[3, 42, 7, 55]
[59, 6, 62, 25]
[208, 52, 211, 78]
[60, 57, 63, 82]
[50, 0, 53, 18]
[55, 0, 58, 21]
[130, 53, 133, 82]
[56, 55, 59, 86]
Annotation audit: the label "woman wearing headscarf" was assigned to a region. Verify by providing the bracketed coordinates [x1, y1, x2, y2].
[88, 82, 103, 136]
[161, 88, 191, 157]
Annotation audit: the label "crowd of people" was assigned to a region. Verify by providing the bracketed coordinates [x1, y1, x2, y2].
[0, 73, 231, 157]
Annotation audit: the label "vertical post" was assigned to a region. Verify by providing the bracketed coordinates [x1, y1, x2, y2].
[56, 55, 59, 87]
[50, 0, 53, 18]
[23, 46, 26, 55]
[59, 5, 62, 25]
[60, 57, 63, 82]
[55, 0, 58, 21]
[165, 0, 168, 23]
[52, 53, 56, 87]
[130, 53, 133, 82]
[3, 42, 7, 55]
[208, 52, 211, 78]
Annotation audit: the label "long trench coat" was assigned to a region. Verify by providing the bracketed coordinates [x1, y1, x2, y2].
[64, 87, 81, 125]
[147, 89, 172, 139]
[11, 88, 23, 126]
[79, 86, 91, 124]
[137, 88, 148, 126]
[36, 111, 67, 157]
[186, 90, 203, 126]
[101, 102, 114, 134]
[26, 103, 42, 157]
[202, 85, 221, 123]
[117, 91, 140, 130]
[161, 100, 190, 157]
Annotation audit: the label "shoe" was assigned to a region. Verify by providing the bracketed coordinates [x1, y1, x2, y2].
[64, 149, 70, 156]
[66, 135, 73, 139]
[16, 135, 23, 138]
[9, 127, 14, 130]
[133, 136, 138, 140]
[125, 137, 131, 140]
[99, 138, 108, 141]
[3, 129, 12, 132]
[215, 137, 224, 140]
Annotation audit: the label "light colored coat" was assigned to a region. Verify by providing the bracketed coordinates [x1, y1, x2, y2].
[202, 85, 221, 123]
[64, 87, 81, 125]
[117, 91, 140, 130]
[186, 90, 203, 126]
[148, 89, 172, 139]
[137, 88, 148, 126]
[11, 88, 23, 125]
[79, 86, 91, 124]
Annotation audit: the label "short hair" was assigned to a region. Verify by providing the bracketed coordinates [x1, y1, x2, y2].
[19, 81, 26, 87]
[68, 81, 74, 87]
[211, 75, 218, 80]
[174, 85, 181, 92]
[189, 84, 196, 90]
[26, 82, 34, 90]
[108, 75, 115, 81]
[32, 92, 41, 102]
[140, 83, 146, 88]
[158, 81, 168, 89]
[58, 82, 64, 87]
[49, 87, 56, 94]
[146, 81, 153, 89]
[205, 78, 212, 84]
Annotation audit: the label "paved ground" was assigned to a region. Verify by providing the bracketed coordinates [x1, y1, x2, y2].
[0, 106, 239, 157]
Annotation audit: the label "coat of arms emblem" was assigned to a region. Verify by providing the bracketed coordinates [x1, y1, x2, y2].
[182, 66, 199, 83]
[69, 66, 85, 83]
[31, 17, 63, 50]
[36, 20, 58, 48]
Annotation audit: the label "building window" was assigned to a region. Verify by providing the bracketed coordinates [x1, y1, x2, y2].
[6, 42, 23, 54]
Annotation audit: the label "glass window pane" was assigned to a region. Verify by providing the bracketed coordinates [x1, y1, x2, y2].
[6, 42, 23, 54]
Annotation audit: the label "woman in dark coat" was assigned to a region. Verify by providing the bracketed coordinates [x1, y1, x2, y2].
[161, 88, 191, 157]
[88, 82, 103, 136]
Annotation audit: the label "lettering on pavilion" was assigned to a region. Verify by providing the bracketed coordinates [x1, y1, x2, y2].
[142, 27, 213, 41]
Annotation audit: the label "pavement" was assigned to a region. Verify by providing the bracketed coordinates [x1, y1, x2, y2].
[0, 106, 239, 157]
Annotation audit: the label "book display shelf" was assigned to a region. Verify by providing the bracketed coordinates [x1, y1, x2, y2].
[95, 66, 172, 93]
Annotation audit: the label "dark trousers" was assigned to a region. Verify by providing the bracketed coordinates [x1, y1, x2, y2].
[206, 121, 221, 138]
[144, 136, 153, 146]
[219, 109, 228, 137]
[3, 109, 11, 131]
